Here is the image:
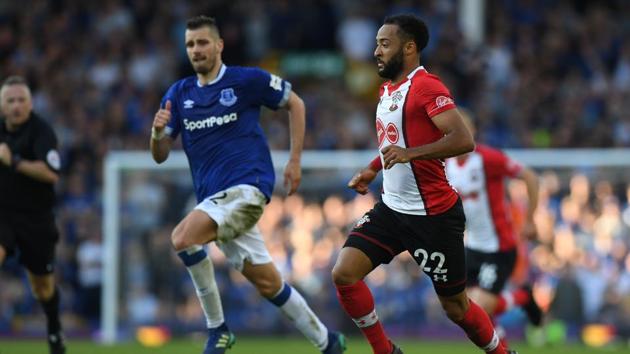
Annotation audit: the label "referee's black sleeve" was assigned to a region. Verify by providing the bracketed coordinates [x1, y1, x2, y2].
[32, 123, 60, 172]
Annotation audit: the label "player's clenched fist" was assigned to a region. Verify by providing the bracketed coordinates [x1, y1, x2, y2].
[153, 100, 172, 129]
[0, 143, 12, 166]
[152, 100, 172, 140]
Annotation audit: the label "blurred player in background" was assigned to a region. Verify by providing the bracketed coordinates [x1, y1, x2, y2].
[332, 14, 515, 354]
[445, 110, 543, 346]
[150, 15, 345, 354]
[0, 76, 65, 354]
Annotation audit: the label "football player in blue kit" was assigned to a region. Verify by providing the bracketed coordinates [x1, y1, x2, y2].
[150, 15, 345, 354]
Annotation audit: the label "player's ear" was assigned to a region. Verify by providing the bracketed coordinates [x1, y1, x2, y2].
[404, 41, 416, 55]
[216, 38, 224, 53]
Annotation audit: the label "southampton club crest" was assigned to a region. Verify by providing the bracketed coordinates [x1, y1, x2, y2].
[219, 88, 238, 107]
[354, 214, 371, 228]
[389, 91, 403, 111]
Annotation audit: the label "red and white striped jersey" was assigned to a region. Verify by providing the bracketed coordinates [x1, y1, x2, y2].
[376, 66, 459, 216]
[445, 145, 523, 252]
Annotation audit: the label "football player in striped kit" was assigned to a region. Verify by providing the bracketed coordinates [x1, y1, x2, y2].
[446, 110, 543, 348]
[332, 14, 516, 354]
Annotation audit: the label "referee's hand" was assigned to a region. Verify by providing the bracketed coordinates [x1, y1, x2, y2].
[0, 143, 11, 166]
[153, 100, 172, 132]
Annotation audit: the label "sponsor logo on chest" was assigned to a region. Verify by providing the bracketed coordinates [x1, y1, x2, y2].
[183, 113, 238, 132]
[376, 118, 401, 146]
[376, 119, 385, 146]
[385, 123, 399, 144]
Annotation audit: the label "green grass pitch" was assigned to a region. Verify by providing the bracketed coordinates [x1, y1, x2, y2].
[0, 337, 624, 354]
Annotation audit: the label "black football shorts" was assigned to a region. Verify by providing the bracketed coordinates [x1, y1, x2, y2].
[465, 247, 517, 294]
[345, 199, 467, 297]
[0, 211, 59, 275]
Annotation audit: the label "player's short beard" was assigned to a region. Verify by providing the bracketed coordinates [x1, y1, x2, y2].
[378, 49, 404, 80]
[192, 56, 216, 75]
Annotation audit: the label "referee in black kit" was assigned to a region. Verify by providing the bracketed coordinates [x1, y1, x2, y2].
[0, 76, 65, 354]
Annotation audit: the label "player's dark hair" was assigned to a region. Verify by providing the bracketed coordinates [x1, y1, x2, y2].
[186, 15, 220, 35]
[1, 75, 28, 88]
[383, 14, 429, 52]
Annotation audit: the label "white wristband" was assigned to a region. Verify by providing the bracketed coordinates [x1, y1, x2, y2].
[151, 127, 166, 140]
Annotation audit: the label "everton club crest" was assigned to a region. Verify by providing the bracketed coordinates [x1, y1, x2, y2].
[389, 91, 403, 111]
[219, 88, 238, 107]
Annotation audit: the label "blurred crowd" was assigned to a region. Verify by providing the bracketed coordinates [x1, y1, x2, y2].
[1, 0, 630, 343]
[125, 172, 630, 339]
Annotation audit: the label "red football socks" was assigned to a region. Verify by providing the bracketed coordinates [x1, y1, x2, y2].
[495, 288, 530, 316]
[336, 281, 393, 354]
[454, 300, 506, 354]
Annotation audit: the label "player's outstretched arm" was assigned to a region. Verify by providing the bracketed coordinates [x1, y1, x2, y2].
[150, 100, 173, 164]
[282, 91, 305, 195]
[382, 109, 474, 169]
[348, 156, 381, 195]
[518, 166, 539, 240]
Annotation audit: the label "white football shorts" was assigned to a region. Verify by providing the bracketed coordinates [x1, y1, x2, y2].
[194, 184, 272, 271]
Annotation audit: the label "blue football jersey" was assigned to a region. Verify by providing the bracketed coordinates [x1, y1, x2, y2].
[162, 64, 292, 202]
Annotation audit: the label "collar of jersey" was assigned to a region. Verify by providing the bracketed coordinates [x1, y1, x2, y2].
[197, 64, 227, 87]
[386, 65, 426, 93]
